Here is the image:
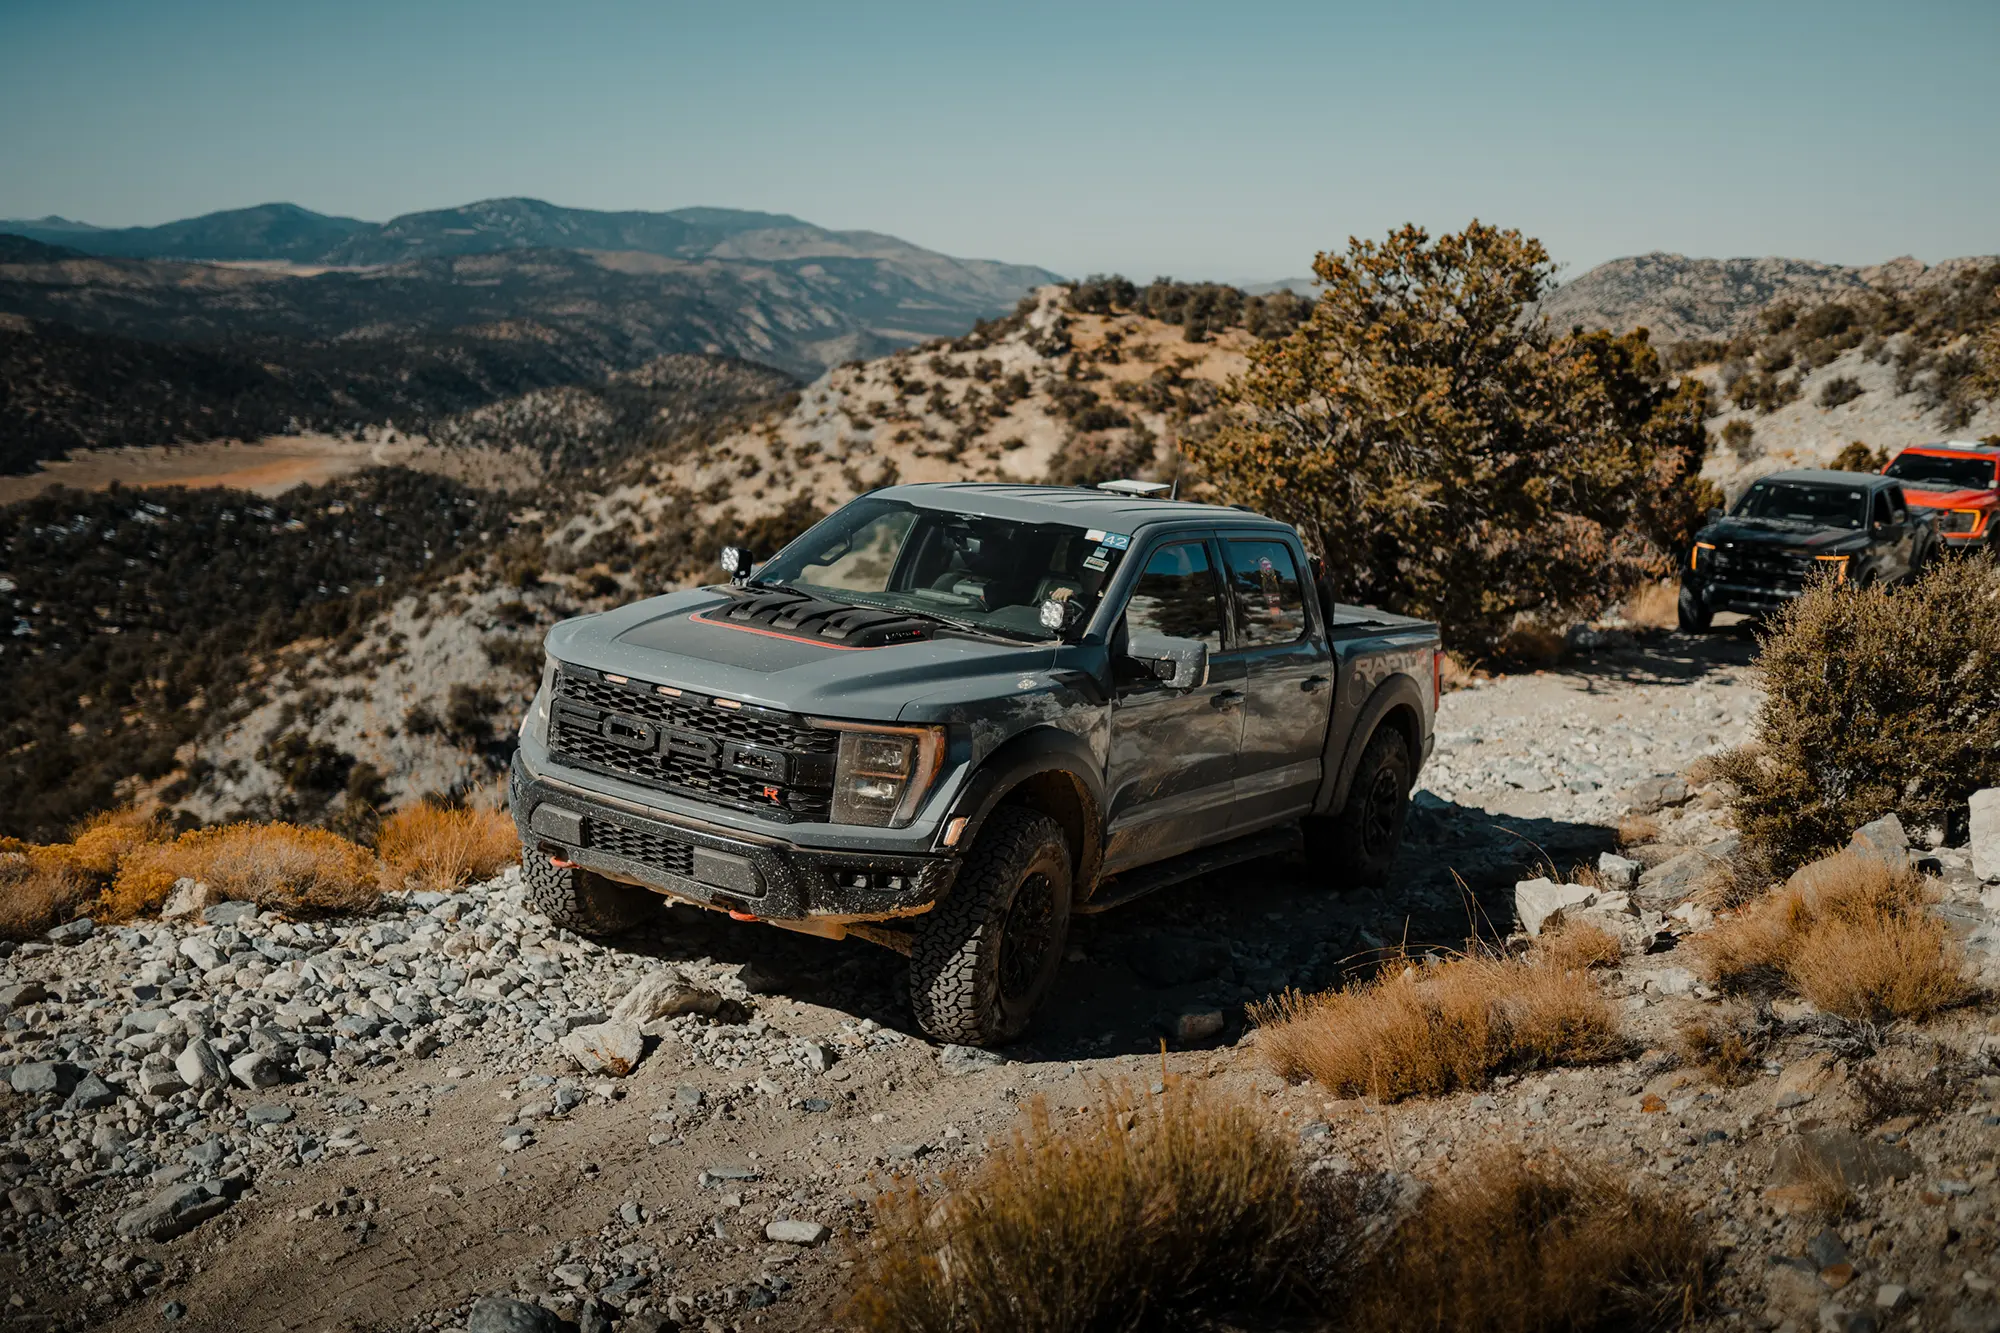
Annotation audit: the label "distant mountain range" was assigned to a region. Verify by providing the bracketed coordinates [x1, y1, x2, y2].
[1538, 251, 1998, 343]
[0, 199, 1063, 472]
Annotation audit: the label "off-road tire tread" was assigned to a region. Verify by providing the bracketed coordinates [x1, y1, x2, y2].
[909, 808, 1069, 1047]
[521, 853, 653, 936]
[1318, 726, 1411, 888]
[1677, 584, 1713, 633]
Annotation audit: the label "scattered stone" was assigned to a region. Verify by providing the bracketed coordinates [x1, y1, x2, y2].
[560, 1021, 645, 1077]
[160, 877, 214, 919]
[65, 1072, 119, 1111]
[466, 1296, 567, 1333]
[45, 917, 94, 945]
[1848, 814, 1911, 869]
[1638, 840, 1736, 903]
[1514, 878, 1597, 937]
[1875, 1284, 1910, 1312]
[938, 1044, 1008, 1076]
[1807, 1227, 1851, 1269]
[7, 1185, 64, 1217]
[1626, 775, 1690, 814]
[245, 1104, 295, 1127]
[228, 1053, 284, 1090]
[674, 1085, 705, 1113]
[1775, 1053, 1838, 1110]
[700, 1165, 761, 1187]
[1597, 852, 1642, 892]
[611, 971, 724, 1024]
[202, 900, 258, 927]
[114, 1182, 232, 1241]
[764, 1219, 829, 1246]
[0, 980, 48, 1008]
[1769, 1129, 1917, 1202]
[137, 1066, 188, 1098]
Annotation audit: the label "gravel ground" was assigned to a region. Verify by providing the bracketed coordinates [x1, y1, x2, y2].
[5, 630, 2000, 1333]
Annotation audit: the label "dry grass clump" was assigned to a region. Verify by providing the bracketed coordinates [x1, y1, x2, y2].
[0, 847, 98, 941]
[1622, 581, 1680, 630]
[377, 803, 518, 892]
[1617, 813, 1661, 848]
[845, 1084, 1328, 1332]
[1347, 1147, 1711, 1333]
[1692, 851, 1974, 1023]
[1253, 952, 1625, 1101]
[1673, 1008, 1769, 1086]
[106, 823, 380, 920]
[1437, 651, 1478, 693]
[0, 809, 170, 939]
[1532, 921, 1623, 972]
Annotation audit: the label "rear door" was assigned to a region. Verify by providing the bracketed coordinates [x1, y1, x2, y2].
[1218, 533, 1334, 830]
[1100, 533, 1246, 874]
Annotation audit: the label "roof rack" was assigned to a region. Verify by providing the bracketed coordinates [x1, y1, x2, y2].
[1094, 479, 1174, 497]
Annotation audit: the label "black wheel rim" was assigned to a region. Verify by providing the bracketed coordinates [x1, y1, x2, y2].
[1361, 766, 1404, 857]
[998, 871, 1057, 1003]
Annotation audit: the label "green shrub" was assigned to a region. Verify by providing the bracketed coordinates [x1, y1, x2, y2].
[1718, 557, 2000, 873]
[1828, 440, 1888, 472]
[1818, 375, 1864, 408]
[1720, 419, 1757, 460]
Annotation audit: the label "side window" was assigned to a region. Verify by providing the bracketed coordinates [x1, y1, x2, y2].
[1871, 492, 1892, 529]
[1123, 542, 1224, 652]
[1887, 487, 1908, 521]
[1223, 538, 1307, 647]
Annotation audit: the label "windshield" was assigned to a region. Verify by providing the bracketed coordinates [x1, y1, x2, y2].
[753, 496, 1130, 640]
[1731, 480, 1866, 529]
[1885, 451, 1997, 491]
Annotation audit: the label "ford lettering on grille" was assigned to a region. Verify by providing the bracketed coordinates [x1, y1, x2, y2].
[548, 668, 835, 821]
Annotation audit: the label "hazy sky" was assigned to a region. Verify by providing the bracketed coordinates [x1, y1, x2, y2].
[2, 0, 1994, 281]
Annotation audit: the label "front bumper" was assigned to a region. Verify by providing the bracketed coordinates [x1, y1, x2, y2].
[509, 750, 958, 921]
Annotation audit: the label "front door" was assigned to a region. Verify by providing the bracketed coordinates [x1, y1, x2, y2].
[1218, 534, 1333, 830]
[1101, 535, 1244, 874]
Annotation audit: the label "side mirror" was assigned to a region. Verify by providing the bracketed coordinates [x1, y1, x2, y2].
[1125, 634, 1208, 690]
[719, 545, 757, 585]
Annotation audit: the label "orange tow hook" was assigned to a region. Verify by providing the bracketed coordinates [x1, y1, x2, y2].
[549, 857, 578, 869]
[728, 910, 760, 922]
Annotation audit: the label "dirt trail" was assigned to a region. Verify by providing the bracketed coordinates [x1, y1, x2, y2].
[9, 634, 1769, 1333]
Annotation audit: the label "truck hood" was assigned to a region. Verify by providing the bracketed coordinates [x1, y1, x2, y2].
[545, 587, 1071, 723]
[1700, 516, 1868, 553]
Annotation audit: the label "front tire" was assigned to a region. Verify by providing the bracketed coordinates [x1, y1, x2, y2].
[909, 808, 1071, 1047]
[1677, 584, 1713, 633]
[521, 852, 655, 936]
[1307, 726, 1412, 888]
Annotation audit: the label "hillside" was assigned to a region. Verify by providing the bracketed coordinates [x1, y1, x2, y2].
[1540, 250, 1998, 343]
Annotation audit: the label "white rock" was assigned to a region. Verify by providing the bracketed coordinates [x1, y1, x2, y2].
[161, 878, 215, 920]
[764, 1219, 829, 1245]
[1514, 878, 1598, 937]
[610, 972, 723, 1024]
[137, 1067, 188, 1099]
[1596, 853, 1642, 892]
[178, 938, 224, 973]
[174, 1039, 229, 1092]
[561, 1021, 645, 1077]
[1971, 788, 2000, 883]
[228, 1053, 283, 1090]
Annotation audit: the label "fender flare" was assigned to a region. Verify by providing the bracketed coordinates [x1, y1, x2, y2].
[1316, 673, 1427, 817]
[941, 726, 1106, 895]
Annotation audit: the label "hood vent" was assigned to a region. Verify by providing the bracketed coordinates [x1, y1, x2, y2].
[702, 590, 935, 647]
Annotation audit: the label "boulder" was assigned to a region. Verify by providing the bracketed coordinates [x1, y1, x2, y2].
[9, 1062, 83, 1097]
[174, 1039, 229, 1092]
[178, 937, 224, 973]
[1514, 878, 1597, 938]
[1171, 1010, 1227, 1043]
[466, 1297, 567, 1333]
[65, 1073, 120, 1111]
[938, 1044, 1008, 1076]
[1638, 838, 1737, 904]
[1597, 852, 1642, 892]
[228, 1052, 284, 1090]
[161, 877, 215, 919]
[114, 1182, 232, 1241]
[202, 900, 258, 927]
[1625, 775, 1691, 814]
[45, 917, 94, 946]
[1848, 814, 1912, 869]
[0, 980, 48, 1008]
[560, 1021, 645, 1077]
[611, 972, 724, 1025]
[137, 1066, 189, 1099]
[1768, 1128, 1915, 1202]
[1971, 788, 2000, 883]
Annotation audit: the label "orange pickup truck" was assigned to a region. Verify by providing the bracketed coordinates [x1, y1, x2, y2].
[1882, 440, 2000, 552]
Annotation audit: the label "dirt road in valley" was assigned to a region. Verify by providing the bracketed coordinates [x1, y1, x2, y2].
[4, 632, 1771, 1332]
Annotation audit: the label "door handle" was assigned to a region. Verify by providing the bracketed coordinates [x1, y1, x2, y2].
[1210, 689, 1244, 710]
[1302, 676, 1330, 693]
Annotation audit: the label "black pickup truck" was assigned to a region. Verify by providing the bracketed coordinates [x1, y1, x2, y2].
[1678, 467, 1939, 631]
[510, 482, 1441, 1044]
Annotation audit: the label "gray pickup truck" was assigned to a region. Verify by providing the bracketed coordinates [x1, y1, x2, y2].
[510, 482, 1440, 1044]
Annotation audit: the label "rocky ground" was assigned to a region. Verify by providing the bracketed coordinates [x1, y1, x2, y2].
[6, 630, 2000, 1333]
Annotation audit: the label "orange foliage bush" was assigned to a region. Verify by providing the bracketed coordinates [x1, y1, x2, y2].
[377, 803, 519, 892]
[105, 823, 380, 920]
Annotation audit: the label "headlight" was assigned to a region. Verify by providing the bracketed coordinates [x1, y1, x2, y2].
[523, 655, 557, 744]
[1691, 541, 1715, 570]
[811, 721, 946, 827]
[1944, 508, 1981, 534]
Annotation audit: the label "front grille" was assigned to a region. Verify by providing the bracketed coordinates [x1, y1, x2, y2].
[582, 817, 694, 877]
[1716, 546, 1811, 588]
[548, 667, 835, 822]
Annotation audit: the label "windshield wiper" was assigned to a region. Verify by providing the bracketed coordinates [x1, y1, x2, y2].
[896, 606, 1050, 643]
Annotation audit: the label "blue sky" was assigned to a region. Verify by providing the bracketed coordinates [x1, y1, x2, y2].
[2, 0, 1994, 280]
